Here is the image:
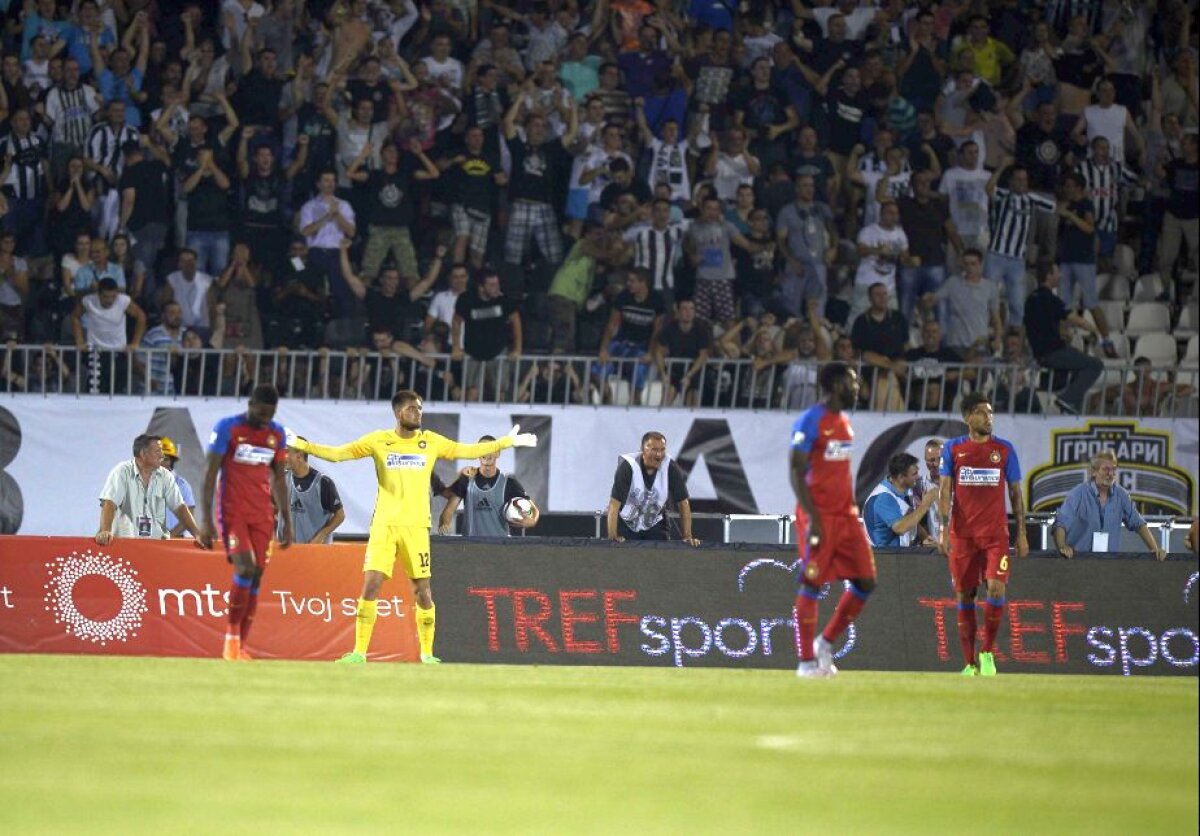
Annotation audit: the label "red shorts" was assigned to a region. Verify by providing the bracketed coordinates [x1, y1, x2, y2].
[221, 517, 275, 568]
[796, 510, 876, 587]
[948, 535, 1011, 592]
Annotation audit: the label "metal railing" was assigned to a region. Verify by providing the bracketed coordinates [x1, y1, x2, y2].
[1, 344, 1196, 417]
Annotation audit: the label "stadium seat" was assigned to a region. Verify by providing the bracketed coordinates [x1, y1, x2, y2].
[1183, 335, 1199, 369]
[1176, 304, 1199, 337]
[1132, 274, 1167, 302]
[1095, 301, 1128, 333]
[643, 380, 665, 407]
[1099, 273, 1131, 302]
[1132, 333, 1179, 365]
[1124, 302, 1171, 336]
[607, 379, 632, 406]
[1103, 333, 1131, 359]
[1113, 244, 1136, 278]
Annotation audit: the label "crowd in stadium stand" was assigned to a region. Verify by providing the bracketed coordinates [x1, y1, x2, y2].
[0, 0, 1196, 411]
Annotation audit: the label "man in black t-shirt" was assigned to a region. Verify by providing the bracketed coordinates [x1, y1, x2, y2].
[442, 125, 508, 269]
[347, 139, 439, 282]
[452, 269, 522, 399]
[851, 282, 910, 411]
[118, 140, 172, 297]
[1023, 263, 1103, 415]
[1159, 134, 1198, 286]
[606, 430, 698, 544]
[501, 100, 578, 267]
[654, 297, 713, 406]
[595, 268, 665, 403]
[339, 241, 443, 342]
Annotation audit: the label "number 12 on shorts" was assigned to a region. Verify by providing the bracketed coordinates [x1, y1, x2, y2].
[419, 552, 431, 569]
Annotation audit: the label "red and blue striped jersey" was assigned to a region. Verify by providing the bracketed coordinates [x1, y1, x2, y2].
[791, 404, 856, 515]
[940, 434, 1020, 539]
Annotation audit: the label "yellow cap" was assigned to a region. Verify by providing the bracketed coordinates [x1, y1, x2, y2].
[160, 437, 179, 459]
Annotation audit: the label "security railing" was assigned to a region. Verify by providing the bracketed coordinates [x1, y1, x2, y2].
[1, 344, 1196, 418]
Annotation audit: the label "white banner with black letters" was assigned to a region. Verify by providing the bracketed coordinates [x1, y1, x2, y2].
[0, 396, 1194, 535]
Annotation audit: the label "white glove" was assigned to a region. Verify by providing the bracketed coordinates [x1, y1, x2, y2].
[506, 423, 538, 448]
[284, 426, 298, 448]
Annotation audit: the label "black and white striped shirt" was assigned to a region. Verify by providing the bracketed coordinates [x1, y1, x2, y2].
[988, 187, 1056, 260]
[44, 84, 100, 148]
[1, 132, 47, 200]
[625, 222, 687, 292]
[1076, 158, 1137, 233]
[86, 121, 140, 189]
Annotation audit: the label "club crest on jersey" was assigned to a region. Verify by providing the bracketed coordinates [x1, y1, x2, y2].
[418, 440, 428, 449]
[824, 440, 853, 461]
[958, 466, 1001, 485]
[989, 450, 1002, 463]
[386, 453, 426, 469]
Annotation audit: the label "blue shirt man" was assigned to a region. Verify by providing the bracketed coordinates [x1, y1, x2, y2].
[1052, 452, 1166, 559]
[862, 452, 936, 547]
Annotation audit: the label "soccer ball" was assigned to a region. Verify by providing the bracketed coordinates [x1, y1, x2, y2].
[504, 497, 536, 524]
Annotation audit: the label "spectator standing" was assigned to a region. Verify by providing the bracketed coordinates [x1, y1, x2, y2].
[425, 261, 470, 335]
[42, 58, 101, 180]
[984, 163, 1056, 327]
[452, 269, 522, 400]
[1024, 263, 1104, 415]
[72, 238, 126, 294]
[1073, 78, 1143, 166]
[71, 277, 147, 393]
[654, 297, 713, 407]
[776, 174, 837, 319]
[339, 241, 442, 344]
[1076, 136, 1139, 271]
[903, 319, 964, 412]
[938, 140, 992, 254]
[93, 15, 150, 128]
[1158, 133, 1199, 287]
[349, 140, 439, 283]
[625, 198, 688, 305]
[442, 124, 507, 270]
[1056, 171, 1115, 353]
[863, 453, 937, 548]
[236, 129, 309, 284]
[118, 139, 172, 293]
[851, 200, 912, 320]
[898, 169, 957, 321]
[268, 239, 327, 349]
[685, 196, 756, 327]
[851, 281, 909, 411]
[141, 300, 185, 395]
[282, 444, 346, 545]
[183, 143, 234, 277]
[1053, 451, 1166, 560]
[595, 268, 665, 402]
[163, 249, 214, 338]
[924, 249, 1003, 358]
[0, 108, 50, 256]
[298, 170, 356, 315]
[547, 222, 627, 354]
[96, 434, 207, 544]
[501, 98, 577, 269]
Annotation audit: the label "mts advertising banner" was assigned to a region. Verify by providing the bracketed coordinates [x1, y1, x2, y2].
[429, 540, 1199, 677]
[0, 395, 1195, 535]
[0, 537, 418, 661]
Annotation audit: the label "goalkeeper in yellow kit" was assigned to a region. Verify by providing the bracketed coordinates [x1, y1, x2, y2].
[289, 389, 537, 663]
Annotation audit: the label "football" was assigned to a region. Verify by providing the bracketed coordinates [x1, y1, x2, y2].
[503, 497, 536, 524]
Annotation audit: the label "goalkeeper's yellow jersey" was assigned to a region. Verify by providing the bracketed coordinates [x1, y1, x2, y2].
[293, 429, 512, 529]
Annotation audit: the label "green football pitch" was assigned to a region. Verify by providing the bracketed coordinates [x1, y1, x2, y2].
[0, 657, 1195, 834]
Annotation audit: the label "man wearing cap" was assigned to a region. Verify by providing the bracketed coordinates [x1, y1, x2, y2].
[97, 434, 209, 545]
[160, 436, 197, 538]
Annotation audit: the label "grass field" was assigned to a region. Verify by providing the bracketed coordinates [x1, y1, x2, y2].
[0, 657, 1195, 835]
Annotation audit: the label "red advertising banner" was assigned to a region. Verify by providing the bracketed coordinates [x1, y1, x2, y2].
[0, 537, 419, 662]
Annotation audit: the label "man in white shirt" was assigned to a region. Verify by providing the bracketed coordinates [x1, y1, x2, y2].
[422, 34, 464, 95]
[97, 433, 209, 544]
[851, 199, 913, 322]
[297, 169, 356, 314]
[425, 261, 469, 338]
[938, 140, 993, 253]
[70, 277, 147, 394]
[1073, 78, 1143, 166]
[163, 249, 214, 338]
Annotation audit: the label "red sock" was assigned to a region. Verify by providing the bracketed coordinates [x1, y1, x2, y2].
[957, 604, 977, 666]
[240, 589, 259, 643]
[227, 579, 252, 635]
[982, 598, 1005, 652]
[822, 586, 869, 643]
[794, 590, 820, 661]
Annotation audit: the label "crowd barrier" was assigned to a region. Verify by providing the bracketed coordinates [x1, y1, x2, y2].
[2, 344, 1196, 418]
[1, 537, 1195, 676]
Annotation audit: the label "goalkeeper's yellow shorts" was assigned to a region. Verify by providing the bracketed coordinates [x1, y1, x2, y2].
[364, 526, 431, 580]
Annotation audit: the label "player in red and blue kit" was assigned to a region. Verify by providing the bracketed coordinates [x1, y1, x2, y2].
[790, 362, 876, 678]
[938, 391, 1028, 677]
[201, 385, 294, 662]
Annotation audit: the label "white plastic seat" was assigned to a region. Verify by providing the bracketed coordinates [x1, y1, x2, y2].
[1182, 335, 1200, 369]
[1113, 244, 1137, 278]
[642, 380, 665, 407]
[1176, 304, 1199, 337]
[1132, 333, 1179, 365]
[607, 379, 632, 406]
[1103, 333, 1131, 359]
[1124, 302, 1171, 336]
[1132, 273, 1167, 302]
[1095, 301, 1127, 334]
[1100, 273, 1131, 301]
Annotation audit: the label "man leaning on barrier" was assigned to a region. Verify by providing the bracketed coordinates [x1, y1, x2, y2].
[862, 453, 937, 548]
[96, 434, 210, 547]
[607, 431, 699, 545]
[1052, 450, 1167, 560]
